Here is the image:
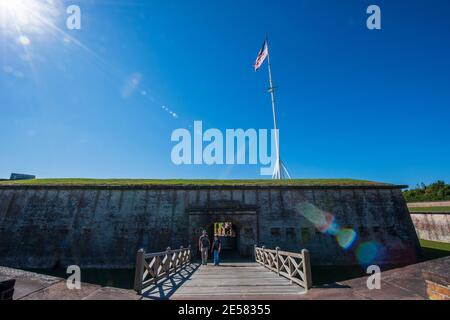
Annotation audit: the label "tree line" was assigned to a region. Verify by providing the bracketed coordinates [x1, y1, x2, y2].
[403, 180, 450, 202]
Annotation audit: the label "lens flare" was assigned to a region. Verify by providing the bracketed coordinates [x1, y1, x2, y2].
[356, 241, 381, 265]
[296, 203, 387, 267]
[18, 35, 31, 45]
[336, 228, 358, 250]
[297, 203, 338, 235]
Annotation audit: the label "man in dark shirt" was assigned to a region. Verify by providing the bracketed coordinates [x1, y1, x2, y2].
[198, 230, 210, 265]
[211, 235, 222, 266]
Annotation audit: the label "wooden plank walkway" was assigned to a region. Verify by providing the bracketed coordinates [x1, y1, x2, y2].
[170, 262, 306, 300]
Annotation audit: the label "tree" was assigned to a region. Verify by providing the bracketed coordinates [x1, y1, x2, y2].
[403, 181, 450, 202]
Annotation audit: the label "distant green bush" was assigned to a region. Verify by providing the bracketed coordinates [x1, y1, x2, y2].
[403, 180, 450, 202]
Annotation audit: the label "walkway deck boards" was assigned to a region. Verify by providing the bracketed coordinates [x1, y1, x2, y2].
[170, 262, 306, 300]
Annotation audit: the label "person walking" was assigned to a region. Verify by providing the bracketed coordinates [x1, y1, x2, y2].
[198, 230, 210, 265]
[211, 235, 222, 266]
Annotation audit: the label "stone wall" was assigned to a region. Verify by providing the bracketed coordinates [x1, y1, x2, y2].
[410, 213, 450, 243]
[0, 184, 421, 268]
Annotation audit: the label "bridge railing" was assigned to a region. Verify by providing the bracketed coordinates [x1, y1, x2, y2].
[134, 245, 192, 294]
[254, 245, 313, 291]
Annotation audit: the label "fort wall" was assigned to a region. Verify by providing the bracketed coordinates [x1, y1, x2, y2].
[0, 184, 421, 268]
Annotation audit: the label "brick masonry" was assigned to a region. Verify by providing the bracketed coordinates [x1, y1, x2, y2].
[0, 184, 421, 268]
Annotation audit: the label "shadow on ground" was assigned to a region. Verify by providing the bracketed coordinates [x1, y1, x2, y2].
[140, 263, 200, 300]
[421, 247, 450, 261]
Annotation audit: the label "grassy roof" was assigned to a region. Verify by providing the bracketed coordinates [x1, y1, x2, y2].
[408, 206, 450, 213]
[0, 178, 395, 187]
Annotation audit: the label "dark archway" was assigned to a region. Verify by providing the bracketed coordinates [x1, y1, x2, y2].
[209, 221, 241, 260]
[187, 205, 258, 260]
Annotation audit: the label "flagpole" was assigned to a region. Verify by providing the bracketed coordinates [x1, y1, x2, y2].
[266, 38, 281, 179]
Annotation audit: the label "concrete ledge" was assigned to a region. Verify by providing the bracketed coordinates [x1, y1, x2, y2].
[0, 267, 139, 300]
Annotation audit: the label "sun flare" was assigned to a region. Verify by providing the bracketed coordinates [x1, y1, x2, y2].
[0, 0, 61, 38]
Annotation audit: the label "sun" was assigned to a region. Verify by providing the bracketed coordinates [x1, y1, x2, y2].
[0, 0, 19, 11]
[0, 0, 98, 72]
[0, 0, 61, 37]
[0, 0, 40, 25]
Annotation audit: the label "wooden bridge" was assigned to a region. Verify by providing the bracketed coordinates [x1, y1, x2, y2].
[134, 245, 312, 300]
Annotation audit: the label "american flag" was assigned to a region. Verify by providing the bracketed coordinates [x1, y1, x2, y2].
[254, 40, 268, 71]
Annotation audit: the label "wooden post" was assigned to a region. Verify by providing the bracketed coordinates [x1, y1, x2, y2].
[188, 245, 192, 263]
[288, 256, 293, 284]
[133, 248, 145, 293]
[254, 244, 257, 262]
[302, 249, 313, 290]
[262, 246, 266, 268]
[166, 247, 171, 278]
[275, 247, 280, 276]
[182, 246, 185, 266]
[179, 246, 184, 267]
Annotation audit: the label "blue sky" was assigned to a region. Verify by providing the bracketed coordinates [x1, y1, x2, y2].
[1, 0, 449, 187]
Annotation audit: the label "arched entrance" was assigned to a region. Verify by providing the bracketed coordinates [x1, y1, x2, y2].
[187, 205, 258, 260]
